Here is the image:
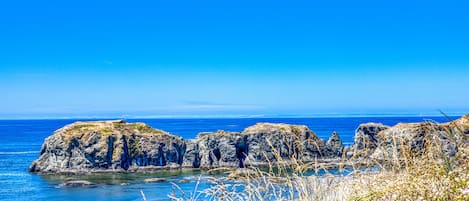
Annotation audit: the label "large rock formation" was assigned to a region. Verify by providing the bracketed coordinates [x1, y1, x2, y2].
[30, 115, 469, 174]
[244, 123, 329, 161]
[30, 121, 343, 173]
[183, 123, 338, 169]
[182, 130, 244, 169]
[350, 115, 469, 160]
[29, 120, 186, 173]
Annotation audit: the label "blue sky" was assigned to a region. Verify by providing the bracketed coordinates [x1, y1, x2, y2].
[1, 1, 468, 118]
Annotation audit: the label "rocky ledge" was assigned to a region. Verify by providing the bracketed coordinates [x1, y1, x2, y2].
[30, 115, 469, 174]
[349, 114, 469, 160]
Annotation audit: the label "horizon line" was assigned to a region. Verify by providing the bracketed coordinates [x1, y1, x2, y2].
[0, 112, 466, 120]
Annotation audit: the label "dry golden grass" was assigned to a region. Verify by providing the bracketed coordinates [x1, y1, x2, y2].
[162, 117, 469, 201]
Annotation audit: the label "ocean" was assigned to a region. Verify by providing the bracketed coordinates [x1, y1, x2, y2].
[0, 116, 458, 201]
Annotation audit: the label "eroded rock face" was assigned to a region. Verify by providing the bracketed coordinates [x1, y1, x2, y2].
[324, 132, 344, 157]
[182, 123, 339, 169]
[351, 123, 390, 153]
[29, 120, 186, 173]
[183, 131, 243, 169]
[373, 122, 459, 159]
[243, 123, 327, 165]
[348, 115, 469, 160]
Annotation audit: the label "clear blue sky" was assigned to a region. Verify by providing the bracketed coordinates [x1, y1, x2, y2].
[1, 1, 468, 119]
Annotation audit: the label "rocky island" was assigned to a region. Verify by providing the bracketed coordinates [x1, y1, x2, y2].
[29, 115, 469, 174]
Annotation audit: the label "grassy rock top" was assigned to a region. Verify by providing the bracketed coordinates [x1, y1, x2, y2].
[243, 123, 320, 141]
[243, 122, 307, 132]
[54, 120, 170, 144]
[448, 114, 469, 127]
[57, 120, 168, 134]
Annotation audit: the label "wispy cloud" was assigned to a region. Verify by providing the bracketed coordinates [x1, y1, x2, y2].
[176, 100, 263, 111]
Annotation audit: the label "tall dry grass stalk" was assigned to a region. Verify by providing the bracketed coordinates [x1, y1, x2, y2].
[165, 118, 469, 201]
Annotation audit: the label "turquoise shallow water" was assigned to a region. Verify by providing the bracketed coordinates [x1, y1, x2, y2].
[0, 116, 458, 200]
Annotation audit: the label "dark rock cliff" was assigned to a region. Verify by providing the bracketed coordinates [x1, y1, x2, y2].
[29, 120, 186, 173]
[350, 115, 469, 160]
[30, 121, 344, 173]
[182, 123, 339, 169]
[30, 115, 469, 174]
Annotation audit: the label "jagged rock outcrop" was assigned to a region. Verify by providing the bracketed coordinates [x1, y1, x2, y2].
[182, 130, 244, 169]
[349, 115, 469, 160]
[324, 132, 344, 157]
[242, 123, 328, 165]
[29, 120, 186, 173]
[373, 122, 455, 159]
[31, 115, 469, 174]
[30, 121, 344, 173]
[351, 123, 389, 153]
[183, 123, 340, 169]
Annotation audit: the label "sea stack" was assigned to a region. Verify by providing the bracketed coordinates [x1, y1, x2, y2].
[29, 121, 344, 173]
[29, 120, 186, 173]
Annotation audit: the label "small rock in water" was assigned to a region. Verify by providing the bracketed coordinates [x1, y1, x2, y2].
[144, 178, 167, 183]
[176, 179, 190, 183]
[60, 180, 94, 187]
[227, 168, 257, 180]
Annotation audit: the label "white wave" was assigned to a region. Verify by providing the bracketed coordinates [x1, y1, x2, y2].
[0, 173, 28, 177]
[0, 151, 40, 155]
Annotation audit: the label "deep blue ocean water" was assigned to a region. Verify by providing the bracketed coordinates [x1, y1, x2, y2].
[0, 116, 459, 201]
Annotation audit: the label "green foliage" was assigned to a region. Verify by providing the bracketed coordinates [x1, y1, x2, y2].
[129, 137, 143, 158]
